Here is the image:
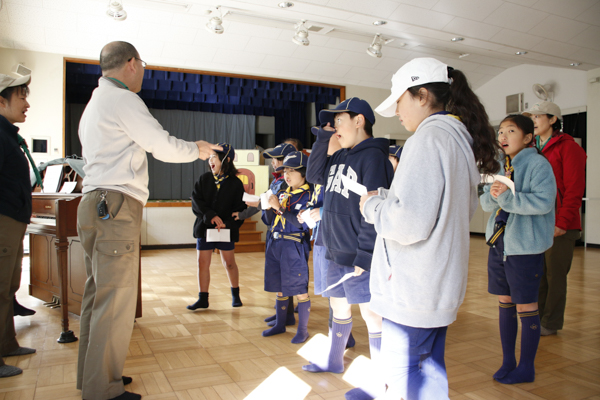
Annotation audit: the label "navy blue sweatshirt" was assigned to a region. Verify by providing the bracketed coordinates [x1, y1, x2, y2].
[0, 115, 31, 224]
[307, 129, 393, 271]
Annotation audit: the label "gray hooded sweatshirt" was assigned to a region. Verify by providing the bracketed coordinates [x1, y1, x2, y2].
[362, 114, 480, 328]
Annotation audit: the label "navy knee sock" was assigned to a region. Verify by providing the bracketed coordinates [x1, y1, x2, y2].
[494, 302, 518, 380]
[292, 298, 310, 344]
[303, 317, 352, 373]
[497, 310, 540, 384]
[262, 296, 288, 337]
[345, 331, 384, 400]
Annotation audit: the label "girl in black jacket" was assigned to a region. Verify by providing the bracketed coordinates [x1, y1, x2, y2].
[187, 143, 247, 310]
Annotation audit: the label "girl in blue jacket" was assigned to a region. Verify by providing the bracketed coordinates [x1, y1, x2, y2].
[481, 114, 556, 384]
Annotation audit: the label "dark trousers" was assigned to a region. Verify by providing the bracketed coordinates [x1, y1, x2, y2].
[0, 215, 27, 367]
[539, 229, 580, 330]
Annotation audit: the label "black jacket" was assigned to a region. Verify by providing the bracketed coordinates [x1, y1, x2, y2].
[191, 172, 247, 242]
[0, 115, 31, 224]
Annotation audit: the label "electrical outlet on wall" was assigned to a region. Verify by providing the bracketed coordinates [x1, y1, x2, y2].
[525, 102, 528, 109]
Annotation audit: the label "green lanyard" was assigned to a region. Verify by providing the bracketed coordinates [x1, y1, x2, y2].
[17, 134, 43, 189]
[105, 77, 129, 90]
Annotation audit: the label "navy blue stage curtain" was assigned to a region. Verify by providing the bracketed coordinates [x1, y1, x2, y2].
[274, 102, 307, 145]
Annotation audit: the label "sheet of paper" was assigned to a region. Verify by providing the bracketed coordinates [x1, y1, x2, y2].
[206, 229, 230, 242]
[242, 192, 260, 202]
[42, 164, 63, 193]
[341, 174, 367, 196]
[301, 209, 317, 229]
[59, 181, 77, 194]
[323, 272, 355, 292]
[260, 189, 273, 209]
[481, 174, 515, 195]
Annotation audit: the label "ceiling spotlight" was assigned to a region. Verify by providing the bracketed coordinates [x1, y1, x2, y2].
[206, 5, 226, 34]
[367, 34, 384, 58]
[373, 20, 387, 26]
[278, 2, 294, 8]
[459, 53, 470, 58]
[451, 37, 464, 42]
[292, 20, 310, 46]
[106, 0, 127, 21]
[515, 51, 528, 55]
[570, 62, 581, 67]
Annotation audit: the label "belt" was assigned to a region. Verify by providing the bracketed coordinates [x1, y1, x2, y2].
[272, 232, 305, 243]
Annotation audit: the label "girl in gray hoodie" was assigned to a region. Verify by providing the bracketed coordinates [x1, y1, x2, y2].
[359, 58, 500, 400]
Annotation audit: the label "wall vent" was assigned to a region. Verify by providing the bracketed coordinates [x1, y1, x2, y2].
[506, 93, 523, 114]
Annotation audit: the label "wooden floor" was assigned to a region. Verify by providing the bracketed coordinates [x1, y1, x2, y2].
[4, 236, 600, 399]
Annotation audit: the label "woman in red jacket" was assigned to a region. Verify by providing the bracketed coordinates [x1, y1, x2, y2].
[524, 101, 586, 336]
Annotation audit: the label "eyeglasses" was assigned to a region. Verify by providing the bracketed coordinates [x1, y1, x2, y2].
[128, 57, 147, 68]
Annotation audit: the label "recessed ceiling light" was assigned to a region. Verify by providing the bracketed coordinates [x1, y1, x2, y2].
[278, 2, 293, 8]
[451, 37, 464, 42]
[570, 62, 581, 67]
[459, 53, 470, 59]
[373, 21, 387, 26]
[515, 51, 528, 55]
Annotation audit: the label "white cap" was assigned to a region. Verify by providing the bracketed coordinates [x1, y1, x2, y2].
[0, 74, 31, 94]
[522, 101, 562, 120]
[375, 58, 451, 118]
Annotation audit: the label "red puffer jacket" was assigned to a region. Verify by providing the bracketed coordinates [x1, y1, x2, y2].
[542, 130, 586, 231]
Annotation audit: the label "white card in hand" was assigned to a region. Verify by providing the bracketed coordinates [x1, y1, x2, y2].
[324, 273, 355, 292]
[301, 209, 317, 229]
[206, 229, 230, 242]
[341, 174, 367, 196]
[481, 174, 515, 195]
[242, 192, 260, 202]
[261, 189, 273, 209]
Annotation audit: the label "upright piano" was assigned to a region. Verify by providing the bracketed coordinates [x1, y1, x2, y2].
[27, 164, 142, 343]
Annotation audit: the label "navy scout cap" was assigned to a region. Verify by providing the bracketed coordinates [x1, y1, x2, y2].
[263, 143, 296, 159]
[275, 151, 308, 172]
[389, 145, 403, 158]
[319, 97, 376, 127]
[215, 143, 235, 160]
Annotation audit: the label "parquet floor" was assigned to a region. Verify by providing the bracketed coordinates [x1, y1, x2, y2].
[3, 236, 600, 399]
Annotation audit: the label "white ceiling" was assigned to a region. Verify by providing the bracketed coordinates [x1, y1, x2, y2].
[0, 0, 598, 90]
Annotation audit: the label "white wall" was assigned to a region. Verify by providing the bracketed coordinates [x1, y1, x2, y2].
[0, 48, 64, 164]
[586, 68, 600, 245]
[475, 64, 588, 124]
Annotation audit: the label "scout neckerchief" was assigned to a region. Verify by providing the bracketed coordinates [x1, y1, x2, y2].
[486, 155, 513, 246]
[105, 77, 129, 90]
[213, 173, 228, 190]
[17, 134, 43, 189]
[272, 183, 310, 231]
[307, 184, 322, 208]
[430, 110, 461, 122]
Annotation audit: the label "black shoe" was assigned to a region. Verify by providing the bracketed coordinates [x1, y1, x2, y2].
[13, 297, 36, 316]
[122, 376, 133, 385]
[231, 287, 243, 307]
[109, 391, 141, 400]
[187, 292, 209, 310]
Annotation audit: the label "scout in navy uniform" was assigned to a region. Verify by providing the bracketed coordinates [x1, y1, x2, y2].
[481, 115, 556, 384]
[388, 144, 403, 172]
[304, 98, 394, 376]
[188, 143, 247, 310]
[261, 151, 313, 344]
[234, 142, 298, 326]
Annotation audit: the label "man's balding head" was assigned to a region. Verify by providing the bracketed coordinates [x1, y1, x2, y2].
[100, 41, 138, 73]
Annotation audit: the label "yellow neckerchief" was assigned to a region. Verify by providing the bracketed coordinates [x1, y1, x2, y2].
[272, 183, 310, 231]
[308, 184, 322, 208]
[447, 113, 461, 121]
[495, 155, 513, 217]
[213, 173, 228, 190]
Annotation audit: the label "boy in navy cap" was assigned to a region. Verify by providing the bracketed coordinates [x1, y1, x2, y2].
[304, 98, 394, 378]
[261, 151, 313, 343]
[234, 142, 298, 326]
[388, 144, 403, 172]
